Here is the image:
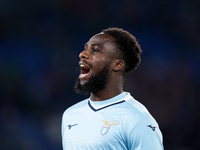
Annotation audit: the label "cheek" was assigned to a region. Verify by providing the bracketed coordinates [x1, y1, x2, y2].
[92, 64, 104, 74]
[91, 55, 113, 72]
[91, 62, 104, 73]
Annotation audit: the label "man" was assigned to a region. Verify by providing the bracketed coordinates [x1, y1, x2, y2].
[62, 27, 164, 150]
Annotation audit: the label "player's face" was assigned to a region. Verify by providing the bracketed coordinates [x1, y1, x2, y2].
[74, 33, 116, 94]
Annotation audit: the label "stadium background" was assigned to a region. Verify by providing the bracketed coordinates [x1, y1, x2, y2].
[0, 0, 200, 149]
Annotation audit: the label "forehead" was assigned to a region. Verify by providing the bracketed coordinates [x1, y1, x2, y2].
[87, 33, 115, 46]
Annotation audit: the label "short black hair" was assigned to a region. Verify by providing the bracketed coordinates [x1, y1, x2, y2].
[102, 27, 142, 73]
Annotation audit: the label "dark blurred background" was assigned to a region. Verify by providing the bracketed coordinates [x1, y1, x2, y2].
[0, 0, 200, 150]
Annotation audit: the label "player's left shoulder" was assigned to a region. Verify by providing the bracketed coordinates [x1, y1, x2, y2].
[137, 115, 160, 132]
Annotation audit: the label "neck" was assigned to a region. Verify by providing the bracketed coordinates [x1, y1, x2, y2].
[90, 90, 123, 102]
[90, 80, 124, 101]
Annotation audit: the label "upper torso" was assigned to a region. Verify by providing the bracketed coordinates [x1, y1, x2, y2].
[62, 92, 164, 150]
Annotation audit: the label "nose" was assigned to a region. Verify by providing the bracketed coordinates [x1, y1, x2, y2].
[79, 50, 89, 59]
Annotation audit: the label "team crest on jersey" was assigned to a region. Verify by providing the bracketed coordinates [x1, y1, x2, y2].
[100, 120, 119, 135]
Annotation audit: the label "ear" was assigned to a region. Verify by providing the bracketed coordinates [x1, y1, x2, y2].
[112, 59, 124, 72]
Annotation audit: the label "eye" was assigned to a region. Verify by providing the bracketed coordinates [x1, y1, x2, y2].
[92, 49, 99, 54]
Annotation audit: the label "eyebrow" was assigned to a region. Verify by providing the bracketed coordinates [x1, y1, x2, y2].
[84, 43, 101, 48]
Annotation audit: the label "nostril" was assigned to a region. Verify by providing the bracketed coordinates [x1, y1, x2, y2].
[79, 52, 85, 58]
[79, 50, 89, 59]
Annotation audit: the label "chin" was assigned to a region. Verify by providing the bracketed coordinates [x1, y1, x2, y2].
[79, 79, 88, 85]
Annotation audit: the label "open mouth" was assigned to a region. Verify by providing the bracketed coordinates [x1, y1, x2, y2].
[80, 64, 91, 74]
[79, 63, 91, 80]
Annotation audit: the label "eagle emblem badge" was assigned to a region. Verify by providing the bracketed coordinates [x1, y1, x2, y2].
[100, 120, 119, 135]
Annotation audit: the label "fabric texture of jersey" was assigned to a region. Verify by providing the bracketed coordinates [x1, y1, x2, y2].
[62, 92, 164, 150]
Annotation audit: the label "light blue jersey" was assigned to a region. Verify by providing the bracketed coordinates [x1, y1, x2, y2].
[62, 92, 164, 150]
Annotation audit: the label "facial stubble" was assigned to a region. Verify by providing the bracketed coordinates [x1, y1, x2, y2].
[74, 62, 111, 95]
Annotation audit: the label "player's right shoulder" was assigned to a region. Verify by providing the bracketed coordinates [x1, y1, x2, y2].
[68, 99, 88, 109]
[63, 98, 89, 115]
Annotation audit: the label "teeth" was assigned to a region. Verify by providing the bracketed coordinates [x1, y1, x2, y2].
[80, 64, 86, 67]
[80, 64, 90, 69]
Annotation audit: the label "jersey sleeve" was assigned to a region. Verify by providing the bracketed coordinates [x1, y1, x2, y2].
[124, 117, 164, 150]
[61, 109, 68, 150]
